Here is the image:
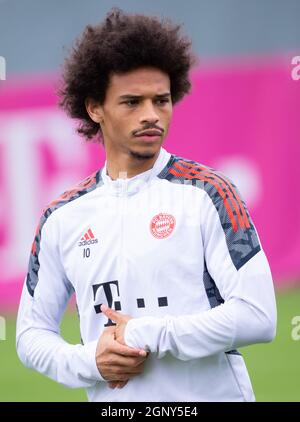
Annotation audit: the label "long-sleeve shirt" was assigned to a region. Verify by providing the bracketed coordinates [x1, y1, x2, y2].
[16, 146, 277, 401]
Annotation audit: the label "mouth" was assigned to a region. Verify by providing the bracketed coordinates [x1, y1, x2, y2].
[134, 130, 163, 142]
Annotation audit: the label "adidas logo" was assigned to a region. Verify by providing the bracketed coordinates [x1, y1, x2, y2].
[78, 228, 99, 247]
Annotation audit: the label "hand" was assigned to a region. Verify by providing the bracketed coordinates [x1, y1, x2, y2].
[100, 304, 131, 345]
[96, 326, 147, 387]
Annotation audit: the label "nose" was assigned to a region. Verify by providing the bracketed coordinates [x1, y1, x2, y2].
[139, 100, 159, 125]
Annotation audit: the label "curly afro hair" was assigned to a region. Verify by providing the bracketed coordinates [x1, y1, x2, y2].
[58, 8, 196, 142]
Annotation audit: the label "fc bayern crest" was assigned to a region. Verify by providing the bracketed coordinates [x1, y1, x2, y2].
[150, 213, 176, 239]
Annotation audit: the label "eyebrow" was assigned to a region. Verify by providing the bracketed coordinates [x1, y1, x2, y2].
[118, 92, 171, 100]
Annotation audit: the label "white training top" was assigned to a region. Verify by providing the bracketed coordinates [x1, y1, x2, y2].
[16, 147, 277, 402]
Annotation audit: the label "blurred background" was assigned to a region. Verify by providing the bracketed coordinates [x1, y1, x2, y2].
[0, 0, 300, 402]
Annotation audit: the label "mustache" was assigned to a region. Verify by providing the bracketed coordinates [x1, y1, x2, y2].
[132, 124, 164, 136]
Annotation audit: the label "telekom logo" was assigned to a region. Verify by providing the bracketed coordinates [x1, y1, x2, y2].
[0, 108, 90, 281]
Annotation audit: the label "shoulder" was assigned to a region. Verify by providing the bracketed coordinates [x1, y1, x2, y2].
[159, 153, 238, 195]
[30, 169, 102, 255]
[43, 169, 103, 220]
[159, 154, 250, 233]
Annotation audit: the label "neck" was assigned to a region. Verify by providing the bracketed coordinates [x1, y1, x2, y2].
[105, 148, 161, 180]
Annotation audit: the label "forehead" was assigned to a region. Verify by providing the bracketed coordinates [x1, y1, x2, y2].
[107, 67, 170, 97]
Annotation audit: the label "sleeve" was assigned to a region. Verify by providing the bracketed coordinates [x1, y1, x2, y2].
[124, 176, 277, 361]
[16, 211, 104, 388]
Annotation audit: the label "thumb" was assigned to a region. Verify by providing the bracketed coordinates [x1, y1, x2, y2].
[101, 304, 123, 323]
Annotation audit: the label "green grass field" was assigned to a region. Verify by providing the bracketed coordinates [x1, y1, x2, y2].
[1, 288, 299, 402]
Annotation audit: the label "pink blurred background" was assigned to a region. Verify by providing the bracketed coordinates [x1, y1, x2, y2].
[1, 57, 299, 310]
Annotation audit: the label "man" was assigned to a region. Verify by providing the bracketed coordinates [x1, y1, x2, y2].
[16, 8, 276, 402]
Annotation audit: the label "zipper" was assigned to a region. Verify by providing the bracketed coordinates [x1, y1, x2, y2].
[117, 180, 127, 308]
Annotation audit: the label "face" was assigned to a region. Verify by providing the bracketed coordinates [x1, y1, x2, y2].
[86, 67, 173, 161]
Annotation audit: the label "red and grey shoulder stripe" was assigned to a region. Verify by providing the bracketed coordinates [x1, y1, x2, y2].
[26, 170, 103, 297]
[158, 155, 261, 270]
[169, 158, 250, 233]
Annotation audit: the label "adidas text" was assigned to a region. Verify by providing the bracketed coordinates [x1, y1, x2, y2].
[78, 239, 98, 247]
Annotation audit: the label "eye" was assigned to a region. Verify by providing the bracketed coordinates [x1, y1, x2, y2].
[156, 98, 170, 105]
[123, 99, 139, 107]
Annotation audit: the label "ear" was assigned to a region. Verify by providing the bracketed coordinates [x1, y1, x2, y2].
[85, 97, 104, 124]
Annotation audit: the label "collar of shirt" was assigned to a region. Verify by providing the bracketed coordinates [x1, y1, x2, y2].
[100, 147, 171, 196]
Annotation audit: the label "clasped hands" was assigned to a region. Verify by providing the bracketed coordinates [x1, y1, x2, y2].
[95, 304, 148, 389]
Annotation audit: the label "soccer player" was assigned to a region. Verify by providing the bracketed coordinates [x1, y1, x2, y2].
[16, 8, 277, 401]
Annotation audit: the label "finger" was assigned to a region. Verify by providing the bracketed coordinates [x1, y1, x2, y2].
[106, 372, 137, 381]
[101, 326, 117, 340]
[107, 380, 128, 389]
[101, 304, 124, 323]
[107, 363, 146, 376]
[112, 341, 147, 358]
[103, 326, 116, 334]
[116, 380, 128, 389]
[108, 381, 118, 389]
[106, 354, 146, 368]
